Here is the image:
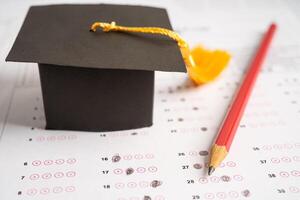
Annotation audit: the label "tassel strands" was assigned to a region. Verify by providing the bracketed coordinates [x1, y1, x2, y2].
[90, 21, 231, 84]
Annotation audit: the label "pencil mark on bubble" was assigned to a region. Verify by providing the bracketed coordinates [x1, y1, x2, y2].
[150, 180, 162, 188]
[112, 154, 121, 163]
[199, 150, 209, 156]
[221, 175, 231, 182]
[193, 163, 203, 169]
[143, 195, 151, 200]
[241, 189, 251, 197]
[126, 168, 134, 175]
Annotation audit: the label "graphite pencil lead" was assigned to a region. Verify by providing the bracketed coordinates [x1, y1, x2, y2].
[208, 166, 215, 176]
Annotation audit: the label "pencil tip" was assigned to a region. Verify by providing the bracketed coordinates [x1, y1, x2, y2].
[208, 166, 215, 176]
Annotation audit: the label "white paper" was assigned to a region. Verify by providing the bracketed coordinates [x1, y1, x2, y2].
[0, 0, 300, 200]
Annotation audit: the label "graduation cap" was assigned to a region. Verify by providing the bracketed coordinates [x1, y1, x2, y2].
[6, 4, 186, 132]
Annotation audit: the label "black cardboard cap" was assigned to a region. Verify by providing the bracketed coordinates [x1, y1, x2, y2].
[6, 4, 186, 72]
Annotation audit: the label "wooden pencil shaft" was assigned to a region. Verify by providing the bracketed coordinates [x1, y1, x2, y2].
[215, 24, 277, 150]
[208, 24, 277, 175]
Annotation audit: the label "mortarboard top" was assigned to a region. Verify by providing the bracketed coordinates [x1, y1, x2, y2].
[6, 4, 186, 73]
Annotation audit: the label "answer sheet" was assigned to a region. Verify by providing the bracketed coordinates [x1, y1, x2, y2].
[0, 0, 300, 200]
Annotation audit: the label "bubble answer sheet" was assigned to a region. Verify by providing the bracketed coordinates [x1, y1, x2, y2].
[0, 0, 300, 200]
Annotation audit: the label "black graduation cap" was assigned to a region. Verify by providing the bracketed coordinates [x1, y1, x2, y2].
[6, 4, 186, 132]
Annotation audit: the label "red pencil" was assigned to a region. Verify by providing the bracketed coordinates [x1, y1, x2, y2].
[208, 23, 277, 175]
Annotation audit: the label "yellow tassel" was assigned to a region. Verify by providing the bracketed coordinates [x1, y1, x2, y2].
[188, 46, 231, 84]
[90, 21, 231, 85]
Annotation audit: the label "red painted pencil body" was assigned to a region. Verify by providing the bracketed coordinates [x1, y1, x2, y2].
[215, 24, 277, 151]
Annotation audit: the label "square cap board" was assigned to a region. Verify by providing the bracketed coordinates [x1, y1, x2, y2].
[6, 4, 186, 72]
